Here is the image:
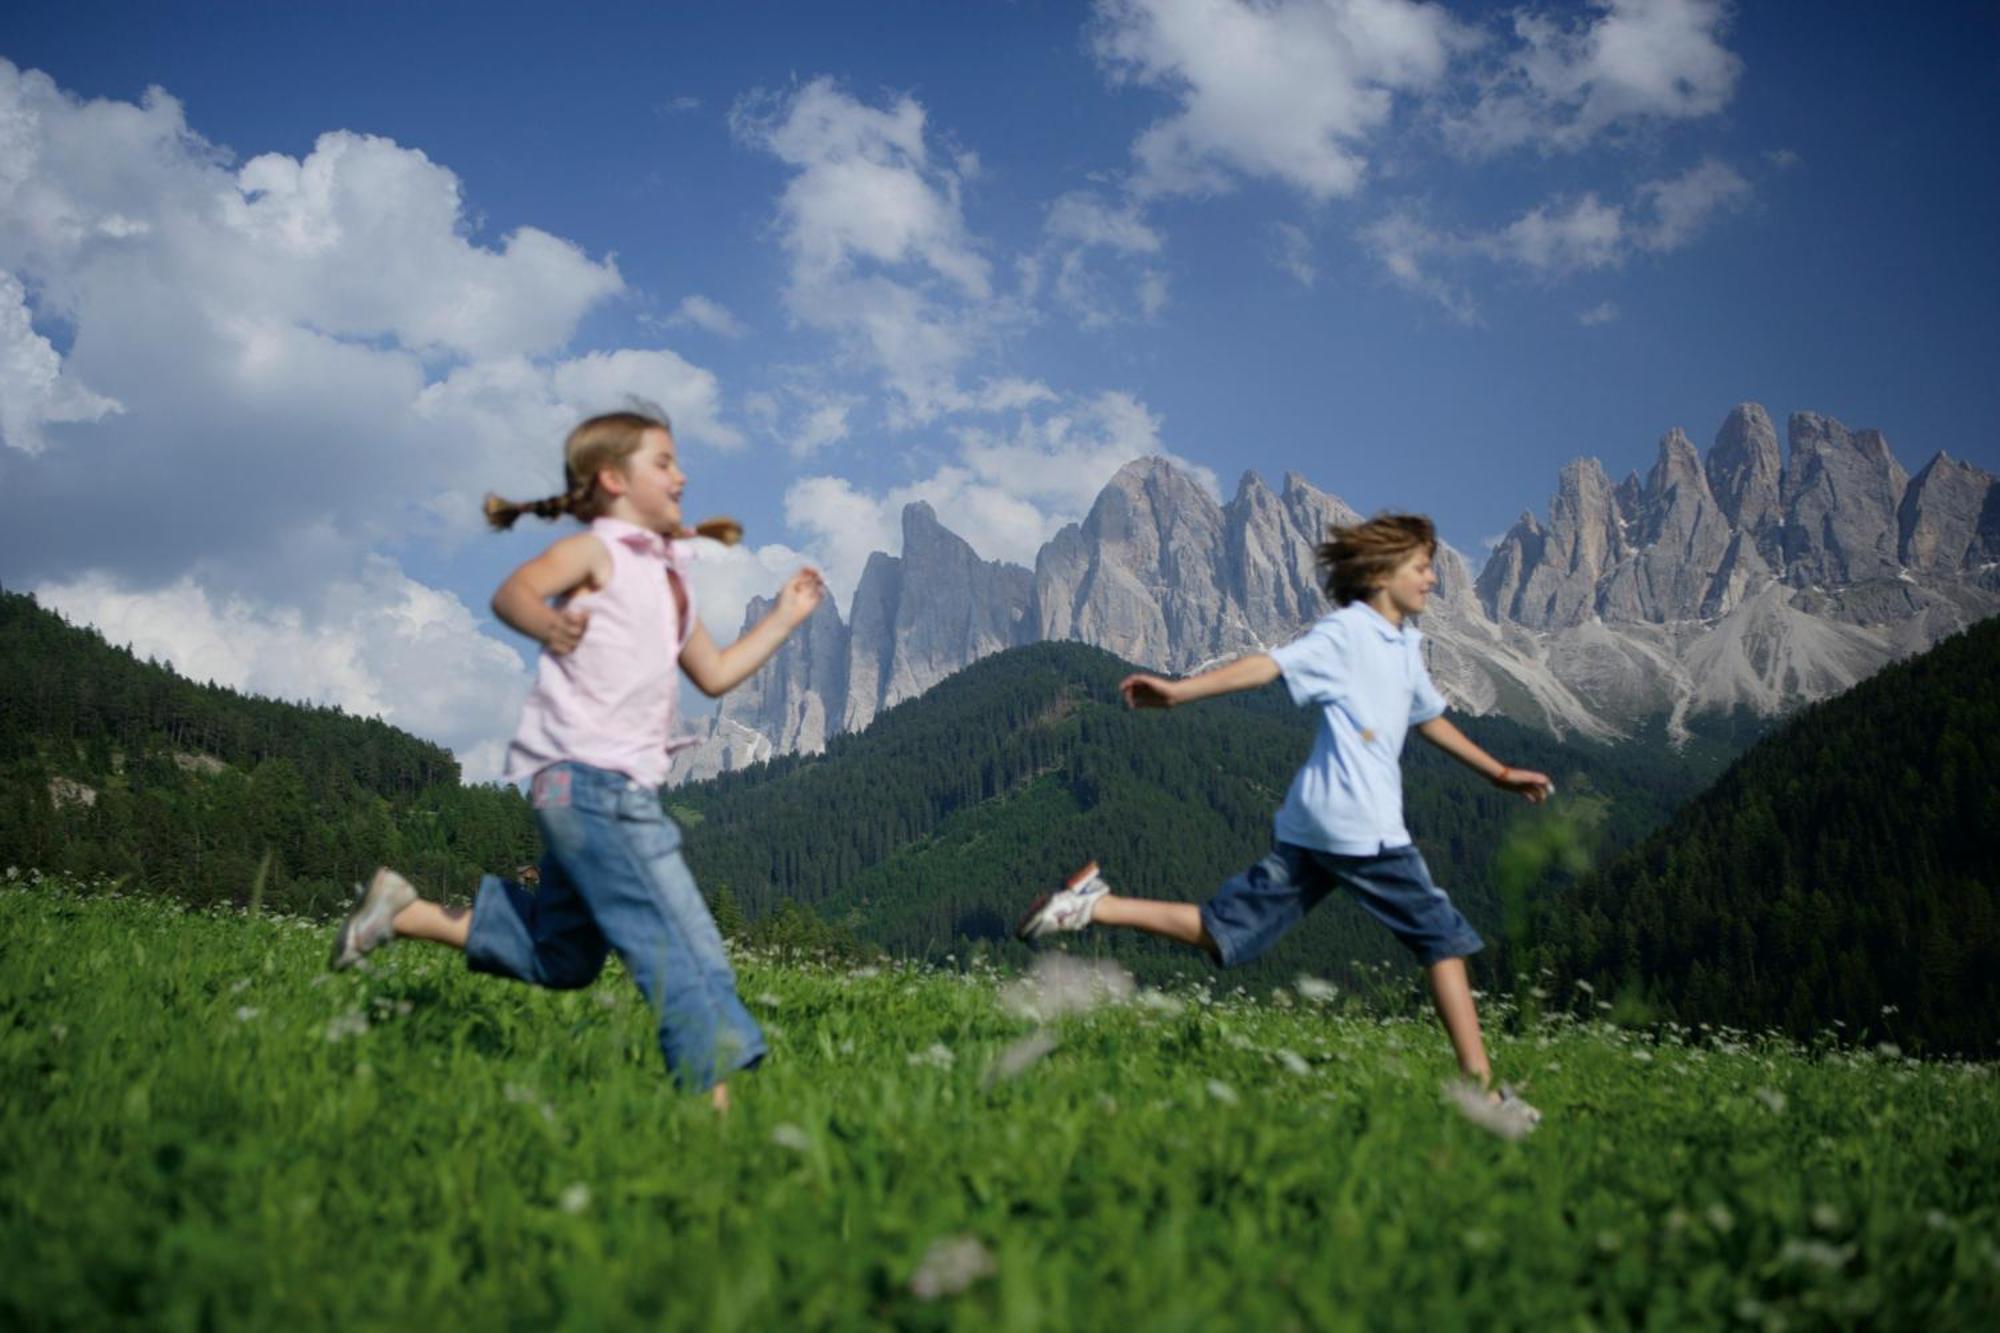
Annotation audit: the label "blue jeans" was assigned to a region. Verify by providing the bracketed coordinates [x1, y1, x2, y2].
[1200, 841, 1485, 969]
[464, 761, 765, 1091]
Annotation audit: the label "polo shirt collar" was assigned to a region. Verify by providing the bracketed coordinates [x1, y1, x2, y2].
[592, 515, 672, 561]
[1352, 601, 1412, 642]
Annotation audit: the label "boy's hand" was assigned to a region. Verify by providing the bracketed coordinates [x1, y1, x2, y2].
[1120, 672, 1183, 709]
[541, 606, 590, 656]
[776, 567, 826, 624]
[1492, 766, 1555, 803]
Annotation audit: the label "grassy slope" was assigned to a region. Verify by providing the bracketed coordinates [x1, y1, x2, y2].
[5, 881, 1996, 1330]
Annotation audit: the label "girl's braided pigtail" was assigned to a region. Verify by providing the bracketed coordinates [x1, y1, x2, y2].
[690, 517, 743, 547]
[484, 488, 586, 531]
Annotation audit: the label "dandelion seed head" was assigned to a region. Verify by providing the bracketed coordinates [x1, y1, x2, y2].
[323, 1010, 369, 1043]
[999, 954, 1135, 1022]
[1295, 975, 1338, 1004]
[909, 1235, 996, 1300]
[989, 1031, 1058, 1083]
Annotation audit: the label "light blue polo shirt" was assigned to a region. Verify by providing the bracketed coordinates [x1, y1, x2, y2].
[1267, 601, 1448, 855]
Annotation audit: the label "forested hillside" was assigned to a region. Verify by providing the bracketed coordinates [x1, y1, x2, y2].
[0, 588, 536, 913]
[671, 641, 1718, 988]
[1537, 617, 2000, 1054]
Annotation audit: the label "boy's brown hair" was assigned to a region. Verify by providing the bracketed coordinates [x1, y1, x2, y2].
[1316, 513, 1437, 606]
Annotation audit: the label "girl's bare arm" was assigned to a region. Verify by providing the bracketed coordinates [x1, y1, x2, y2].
[490, 533, 610, 654]
[680, 568, 825, 697]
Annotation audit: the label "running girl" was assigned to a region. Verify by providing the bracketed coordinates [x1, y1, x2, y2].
[330, 409, 823, 1111]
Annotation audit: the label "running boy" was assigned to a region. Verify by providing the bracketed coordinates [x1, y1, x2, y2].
[1017, 513, 1549, 1116]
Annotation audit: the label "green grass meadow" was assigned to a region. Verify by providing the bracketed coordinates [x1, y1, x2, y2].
[4, 877, 1998, 1330]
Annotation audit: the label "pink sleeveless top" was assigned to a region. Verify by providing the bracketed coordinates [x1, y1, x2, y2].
[503, 516, 700, 789]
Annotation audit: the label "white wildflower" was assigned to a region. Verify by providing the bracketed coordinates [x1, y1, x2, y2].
[1924, 1209, 1952, 1231]
[1811, 1203, 1843, 1232]
[771, 1123, 811, 1152]
[49, 1023, 67, 1044]
[1595, 1231, 1621, 1253]
[1462, 1227, 1495, 1253]
[1274, 1048, 1313, 1076]
[1877, 1042, 1903, 1059]
[999, 954, 1135, 1022]
[756, 992, 782, 1009]
[1575, 979, 1595, 995]
[1632, 1049, 1653, 1062]
[233, 1006, 259, 1022]
[1705, 1203, 1735, 1234]
[1779, 1238, 1853, 1271]
[1753, 1087, 1787, 1114]
[1206, 1079, 1240, 1106]
[909, 1235, 996, 1300]
[1135, 989, 1184, 1014]
[558, 1183, 591, 1215]
[908, 1043, 955, 1070]
[988, 1031, 1058, 1083]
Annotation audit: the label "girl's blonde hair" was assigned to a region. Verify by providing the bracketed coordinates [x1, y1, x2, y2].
[484, 409, 741, 544]
[1316, 513, 1436, 606]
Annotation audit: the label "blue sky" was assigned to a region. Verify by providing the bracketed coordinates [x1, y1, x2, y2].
[3, 1, 1996, 776]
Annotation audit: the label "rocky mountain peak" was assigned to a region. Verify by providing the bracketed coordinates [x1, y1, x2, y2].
[1706, 402, 1782, 557]
[1782, 412, 1910, 583]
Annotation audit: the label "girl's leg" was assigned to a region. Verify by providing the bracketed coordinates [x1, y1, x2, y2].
[394, 899, 470, 948]
[1090, 896, 1219, 958]
[1424, 956, 1493, 1089]
[546, 772, 764, 1096]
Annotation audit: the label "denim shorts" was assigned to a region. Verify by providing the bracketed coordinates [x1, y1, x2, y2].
[464, 760, 765, 1092]
[1199, 841, 1484, 969]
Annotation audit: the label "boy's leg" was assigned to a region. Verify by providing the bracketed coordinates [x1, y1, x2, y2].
[1322, 846, 1493, 1085]
[1424, 956, 1492, 1089]
[1069, 848, 1325, 969]
[1090, 897, 1218, 958]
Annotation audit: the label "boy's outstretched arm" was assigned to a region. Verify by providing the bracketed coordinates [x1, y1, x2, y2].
[680, 568, 825, 697]
[1415, 716, 1554, 802]
[1120, 654, 1280, 709]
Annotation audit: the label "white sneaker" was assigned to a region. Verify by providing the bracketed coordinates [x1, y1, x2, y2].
[328, 867, 417, 971]
[1015, 862, 1110, 941]
[1496, 1085, 1543, 1131]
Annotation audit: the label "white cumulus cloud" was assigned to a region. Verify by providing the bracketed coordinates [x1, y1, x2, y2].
[1092, 0, 1468, 201]
[1446, 0, 1743, 157]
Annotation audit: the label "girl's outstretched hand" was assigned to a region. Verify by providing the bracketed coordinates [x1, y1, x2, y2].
[1492, 766, 1555, 803]
[1120, 672, 1182, 709]
[777, 567, 826, 623]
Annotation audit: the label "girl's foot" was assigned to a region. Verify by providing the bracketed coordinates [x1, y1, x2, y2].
[1014, 862, 1110, 940]
[329, 868, 418, 970]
